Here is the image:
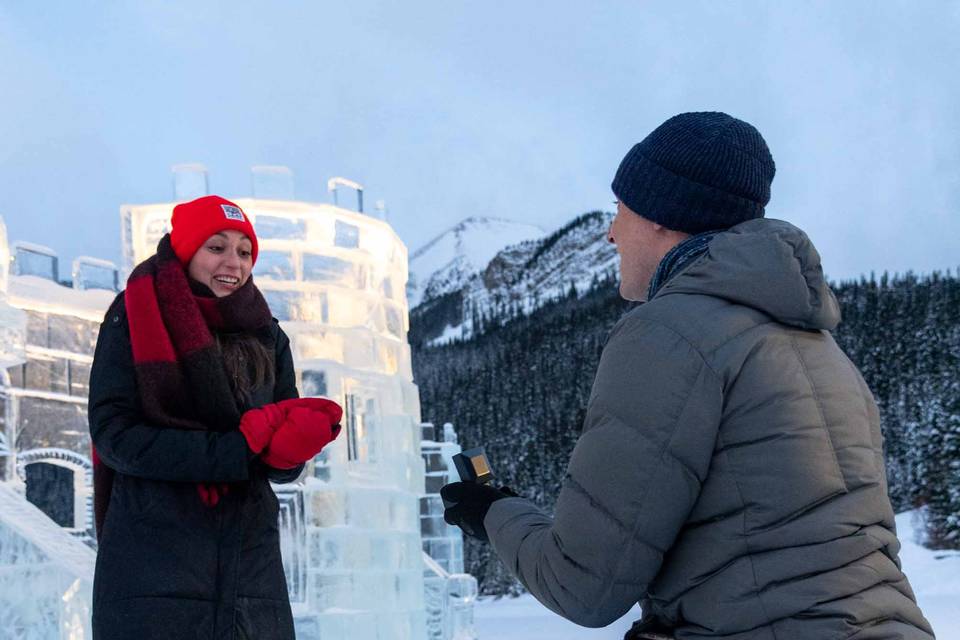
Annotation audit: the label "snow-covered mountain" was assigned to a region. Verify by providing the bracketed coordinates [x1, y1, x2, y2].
[470, 210, 617, 313]
[407, 217, 547, 309]
[410, 210, 617, 345]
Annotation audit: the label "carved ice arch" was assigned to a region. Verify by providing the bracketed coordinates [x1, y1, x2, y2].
[15, 447, 94, 544]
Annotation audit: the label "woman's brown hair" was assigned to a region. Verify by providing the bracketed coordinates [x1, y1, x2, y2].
[216, 331, 275, 407]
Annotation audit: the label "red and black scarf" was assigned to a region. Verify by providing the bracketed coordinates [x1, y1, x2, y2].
[93, 234, 272, 537]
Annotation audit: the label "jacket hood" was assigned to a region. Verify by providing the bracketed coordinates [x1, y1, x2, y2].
[657, 218, 841, 331]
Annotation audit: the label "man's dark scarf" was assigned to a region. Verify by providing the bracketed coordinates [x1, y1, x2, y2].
[92, 234, 272, 537]
[647, 230, 720, 300]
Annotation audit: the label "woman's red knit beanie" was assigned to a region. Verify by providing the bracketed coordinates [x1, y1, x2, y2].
[170, 195, 259, 266]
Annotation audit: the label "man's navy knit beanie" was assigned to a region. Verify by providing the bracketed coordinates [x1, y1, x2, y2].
[611, 112, 776, 234]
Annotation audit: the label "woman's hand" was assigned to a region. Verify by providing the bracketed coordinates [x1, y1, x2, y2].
[260, 398, 343, 469]
[238, 403, 285, 454]
[275, 397, 343, 426]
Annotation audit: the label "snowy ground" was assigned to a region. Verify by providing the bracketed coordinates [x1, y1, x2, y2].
[475, 594, 640, 639]
[895, 510, 960, 638]
[474, 510, 959, 639]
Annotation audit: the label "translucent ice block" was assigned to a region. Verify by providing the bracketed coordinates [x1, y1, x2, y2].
[385, 305, 405, 339]
[293, 330, 344, 363]
[251, 165, 295, 200]
[254, 250, 296, 280]
[0, 308, 26, 382]
[305, 488, 346, 527]
[422, 553, 477, 640]
[171, 163, 209, 201]
[335, 220, 361, 248]
[301, 369, 328, 397]
[310, 571, 354, 611]
[261, 289, 298, 321]
[253, 214, 307, 241]
[72, 257, 118, 292]
[302, 252, 366, 288]
[12, 242, 58, 282]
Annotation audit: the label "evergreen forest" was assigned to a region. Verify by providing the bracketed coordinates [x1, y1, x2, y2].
[412, 271, 960, 595]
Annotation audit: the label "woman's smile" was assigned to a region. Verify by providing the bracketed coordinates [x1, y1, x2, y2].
[212, 273, 241, 292]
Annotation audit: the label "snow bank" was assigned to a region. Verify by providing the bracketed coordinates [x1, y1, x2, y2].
[896, 510, 960, 638]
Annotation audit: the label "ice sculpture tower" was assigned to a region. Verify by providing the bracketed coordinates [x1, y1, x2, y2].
[121, 187, 433, 638]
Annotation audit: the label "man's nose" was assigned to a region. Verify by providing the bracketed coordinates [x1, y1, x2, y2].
[607, 224, 615, 244]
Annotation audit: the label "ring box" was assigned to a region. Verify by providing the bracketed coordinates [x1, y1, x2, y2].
[452, 447, 494, 485]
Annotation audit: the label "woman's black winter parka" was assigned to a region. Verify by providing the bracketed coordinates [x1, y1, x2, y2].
[88, 293, 302, 640]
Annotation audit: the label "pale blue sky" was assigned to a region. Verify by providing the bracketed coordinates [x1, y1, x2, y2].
[1, 1, 958, 281]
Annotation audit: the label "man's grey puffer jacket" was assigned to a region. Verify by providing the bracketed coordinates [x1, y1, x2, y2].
[485, 218, 935, 639]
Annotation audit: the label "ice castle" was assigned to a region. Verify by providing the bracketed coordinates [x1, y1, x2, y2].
[0, 165, 477, 639]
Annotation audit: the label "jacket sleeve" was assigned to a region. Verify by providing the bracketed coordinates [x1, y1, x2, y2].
[87, 297, 251, 483]
[263, 323, 305, 484]
[484, 313, 723, 627]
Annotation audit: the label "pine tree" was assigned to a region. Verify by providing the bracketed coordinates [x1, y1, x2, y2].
[919, 373, 960, 547]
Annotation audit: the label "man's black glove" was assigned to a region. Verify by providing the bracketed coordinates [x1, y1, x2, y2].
[441, 482, 518, 542]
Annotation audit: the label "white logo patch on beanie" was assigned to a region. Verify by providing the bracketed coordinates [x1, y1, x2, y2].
[221, 204, 245, 221]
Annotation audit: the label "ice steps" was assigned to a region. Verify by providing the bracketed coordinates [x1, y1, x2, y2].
[0, 483, 95, 639]
[0, 483, 96, 578]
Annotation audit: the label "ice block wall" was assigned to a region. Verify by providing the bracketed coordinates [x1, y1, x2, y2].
[0, 220, 116, 544]
[420, 423, 465, 575]
[420, 422, 478, 640]
[121, 197, 433, 639]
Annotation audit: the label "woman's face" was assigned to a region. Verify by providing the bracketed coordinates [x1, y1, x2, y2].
[187, 230, 254, 297]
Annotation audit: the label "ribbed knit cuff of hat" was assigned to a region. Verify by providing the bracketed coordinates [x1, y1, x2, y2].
[612, 147, 766, 235]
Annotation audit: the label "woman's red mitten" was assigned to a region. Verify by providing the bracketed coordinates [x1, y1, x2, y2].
[261, 406, 336, 469]
[239, 403, 285, 454]
[276, 397, 344, 427]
